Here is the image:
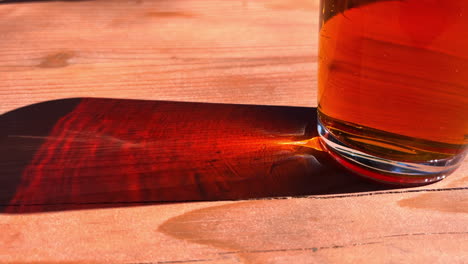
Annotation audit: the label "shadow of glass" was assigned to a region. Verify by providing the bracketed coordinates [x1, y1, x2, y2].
[0, 98, 392, 213]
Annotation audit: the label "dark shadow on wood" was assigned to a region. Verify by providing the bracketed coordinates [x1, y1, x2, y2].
[0, 98, 393, 214]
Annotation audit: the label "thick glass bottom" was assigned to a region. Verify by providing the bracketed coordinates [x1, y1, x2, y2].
[317, 119, 466, 185]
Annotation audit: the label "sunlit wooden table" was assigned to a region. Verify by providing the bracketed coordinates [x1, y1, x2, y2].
[0, 0, 467, 263]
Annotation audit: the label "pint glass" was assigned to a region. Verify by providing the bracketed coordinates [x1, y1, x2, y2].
[317, 0, 468, 184]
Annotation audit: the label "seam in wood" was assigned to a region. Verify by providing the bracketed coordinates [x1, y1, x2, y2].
[2, 186, 468, 208]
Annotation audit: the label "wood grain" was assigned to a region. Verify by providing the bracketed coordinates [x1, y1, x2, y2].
[2, 98, 390, 214]
[0, 174, 466, 263]
[0, 0, 318, 115]
[0, 0, 467, 263]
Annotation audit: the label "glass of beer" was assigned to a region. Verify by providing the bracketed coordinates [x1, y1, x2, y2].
[317, 0, 468, 185]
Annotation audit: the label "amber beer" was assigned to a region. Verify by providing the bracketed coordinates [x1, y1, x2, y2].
[318, 0, 468, 184]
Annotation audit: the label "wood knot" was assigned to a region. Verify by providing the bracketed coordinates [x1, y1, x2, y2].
[38, 51, 75, 68]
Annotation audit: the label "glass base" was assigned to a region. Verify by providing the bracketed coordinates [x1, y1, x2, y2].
[317, 119, 465, 185]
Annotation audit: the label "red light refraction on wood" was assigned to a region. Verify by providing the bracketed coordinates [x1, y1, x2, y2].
[0, 98, 387, 213]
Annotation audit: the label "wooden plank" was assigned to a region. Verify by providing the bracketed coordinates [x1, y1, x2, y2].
[0, 0, 467, 263]
[0, 0, 318, 115]
[0, 169, 466, 263]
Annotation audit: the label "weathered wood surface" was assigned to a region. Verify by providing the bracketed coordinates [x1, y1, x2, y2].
[0, 0, 317, 115]
[0, 0, 466, 263]
[0, 171, 467, 263]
